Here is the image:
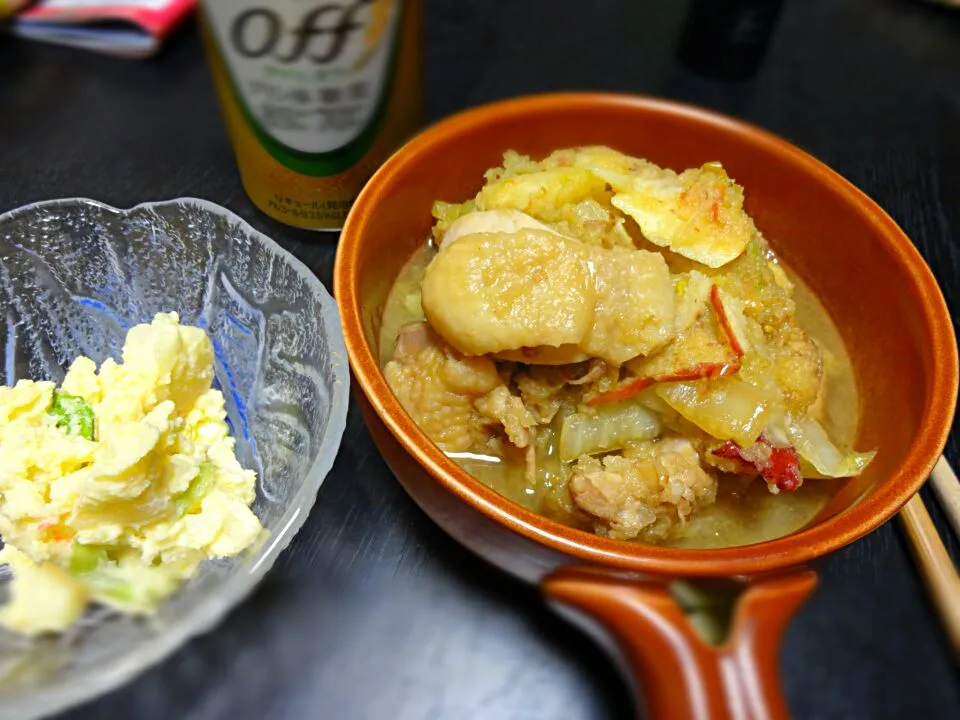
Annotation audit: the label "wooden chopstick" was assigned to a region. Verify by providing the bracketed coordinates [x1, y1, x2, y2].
[898, 491, 960, 656]
[929, 456, 960, 541]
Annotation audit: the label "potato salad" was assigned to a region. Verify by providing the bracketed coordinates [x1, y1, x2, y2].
[0, 312, 263, 635]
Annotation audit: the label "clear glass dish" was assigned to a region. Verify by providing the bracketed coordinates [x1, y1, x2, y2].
[0, 198, 350, 719]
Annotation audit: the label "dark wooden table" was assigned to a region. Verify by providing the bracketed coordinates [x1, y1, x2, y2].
[2, 0, 959, 717]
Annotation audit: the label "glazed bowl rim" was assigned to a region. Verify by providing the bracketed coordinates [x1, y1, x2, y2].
[335, 92, 958, 577]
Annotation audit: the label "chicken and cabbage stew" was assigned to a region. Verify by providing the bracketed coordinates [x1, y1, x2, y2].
[380, 146, 876, 548]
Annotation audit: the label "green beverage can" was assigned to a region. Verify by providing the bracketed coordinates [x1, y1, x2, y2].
[199, 0, 422, 230]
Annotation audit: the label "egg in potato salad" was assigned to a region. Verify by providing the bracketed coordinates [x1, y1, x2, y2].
[0, 312, 264, 635]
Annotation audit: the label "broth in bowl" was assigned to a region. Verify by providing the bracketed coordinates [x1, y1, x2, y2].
[378, 146, 875, 549]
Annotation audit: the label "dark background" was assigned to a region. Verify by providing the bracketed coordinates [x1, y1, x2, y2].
[2, 0, 960, 717]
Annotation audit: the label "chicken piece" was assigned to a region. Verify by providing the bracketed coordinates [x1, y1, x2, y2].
[387, 323, 545, 454]
[569, 455, 662, 541]
[422, 230, 594, 357]
[436, 210, 593, 366]
[569, 437, 717, 542]
[566, 358, 608, 386]
[525, 440, 537, 484]
[393, 321, 436, 359]
[494, 345, 589, 366]
[474, 385, 537, 449]
[420, 230, 675, 366]
[384, 324, 502, 452]
[582, 246, 677, 363]
[611, 162, 756, 268]
[514, 367, 568, 423]
[440, 209, 567, 248]
[635, 437, 719, 519]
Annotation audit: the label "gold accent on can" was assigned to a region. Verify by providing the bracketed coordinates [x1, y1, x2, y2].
[201, 0, 422, 230]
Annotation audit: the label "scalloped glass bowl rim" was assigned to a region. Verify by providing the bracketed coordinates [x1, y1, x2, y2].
[0, 197, 351, 720]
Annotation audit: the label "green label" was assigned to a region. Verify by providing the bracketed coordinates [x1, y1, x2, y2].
[204, 0, 404, 177]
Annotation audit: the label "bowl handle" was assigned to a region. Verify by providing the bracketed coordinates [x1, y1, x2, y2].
[542, 568, 817, 720]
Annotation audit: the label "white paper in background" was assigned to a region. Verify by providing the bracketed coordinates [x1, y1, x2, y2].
[12, 0, 194, 58]
[13, 23, 156, 55]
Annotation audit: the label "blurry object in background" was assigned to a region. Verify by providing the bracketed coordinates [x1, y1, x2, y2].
[9, 0, 195, 58]
[0, 0, 32, 21]
[678, 0, 785, 81]
[199, 0, 422, 231]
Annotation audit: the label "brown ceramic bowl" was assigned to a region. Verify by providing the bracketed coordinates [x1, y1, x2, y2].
[334, 94, 958, 719]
